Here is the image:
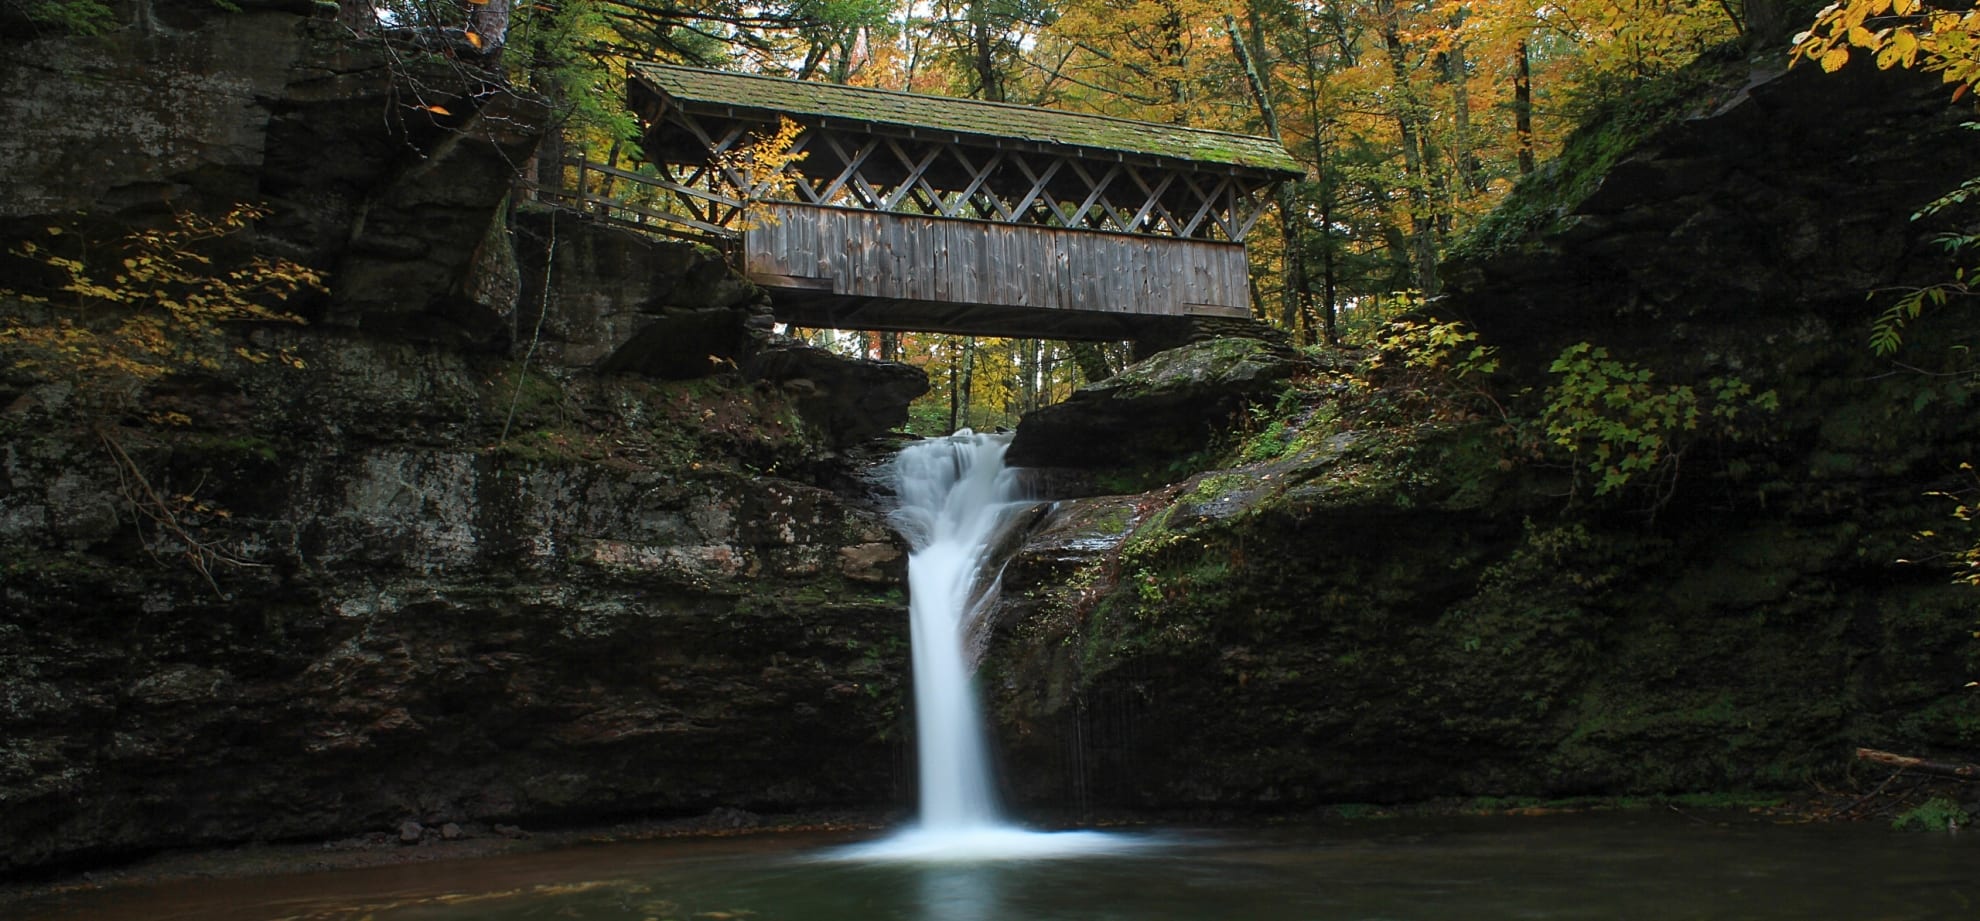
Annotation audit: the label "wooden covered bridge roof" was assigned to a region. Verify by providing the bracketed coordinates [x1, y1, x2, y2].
[629, 63, 1303, 179]
[577, 64, 1301, 343]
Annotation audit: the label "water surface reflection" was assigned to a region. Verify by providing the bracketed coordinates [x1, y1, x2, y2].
[9, 813, 1980, 921]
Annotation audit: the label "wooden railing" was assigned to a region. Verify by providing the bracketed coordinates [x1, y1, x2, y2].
[520, 157, 742, 242]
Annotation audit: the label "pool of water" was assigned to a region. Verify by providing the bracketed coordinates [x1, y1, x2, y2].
[10, 812, 1978, 921]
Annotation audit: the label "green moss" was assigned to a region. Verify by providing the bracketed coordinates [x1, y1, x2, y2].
[1184, 472, 1253, 505]
[483, 361, 571, 423]
[175, 432, 280, 463]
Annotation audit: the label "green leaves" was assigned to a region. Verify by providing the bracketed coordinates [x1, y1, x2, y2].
[1365, 313, 1505, 423]
[1542, 342, 1776, 496]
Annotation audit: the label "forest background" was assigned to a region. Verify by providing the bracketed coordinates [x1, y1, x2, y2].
[11, 0, 1868, 433]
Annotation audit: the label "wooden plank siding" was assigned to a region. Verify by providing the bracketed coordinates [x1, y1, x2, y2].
[744, 202, 1250, 328]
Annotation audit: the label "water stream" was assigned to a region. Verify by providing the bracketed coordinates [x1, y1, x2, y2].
[835, 430, 1135, 862]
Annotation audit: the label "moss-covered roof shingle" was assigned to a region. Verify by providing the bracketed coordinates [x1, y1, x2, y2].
[633, 63, 1302, 178]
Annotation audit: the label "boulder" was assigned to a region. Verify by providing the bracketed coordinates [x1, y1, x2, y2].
[747, 344, 929, 448]
[1007, 338, 1299, 469]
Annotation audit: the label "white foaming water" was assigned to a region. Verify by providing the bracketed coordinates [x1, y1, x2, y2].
[832, 430, 1149, 863]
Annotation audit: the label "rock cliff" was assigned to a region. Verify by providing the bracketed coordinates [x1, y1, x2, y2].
[985, 56, 1980, 814]
[0, 3, 924, 873]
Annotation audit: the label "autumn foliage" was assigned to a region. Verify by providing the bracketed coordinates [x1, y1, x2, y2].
[1795, 0, 1980, 96]
[0, 205, 318, 417]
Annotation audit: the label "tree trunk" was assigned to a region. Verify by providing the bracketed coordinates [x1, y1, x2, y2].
[1067, 341, 1115, 384]
[1856, 747, 1980, 779]
[1379, 0, 1440, 296]
[1445, 34, 1483, 196]
[1159, 0, 1189, 123]
[1319, 184, 1338, 344]
[1296, 25, 1340, 344]
[958, 338, 977, 426]
[1515, 40, 1537, 176]
[1743, 0, 1793, 49]
[469, 0, 511, 54]
[971, 17, 1005, 101]
[947, 341, 961, 433]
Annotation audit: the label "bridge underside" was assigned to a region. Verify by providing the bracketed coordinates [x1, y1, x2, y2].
[761, 285, 1205, 342]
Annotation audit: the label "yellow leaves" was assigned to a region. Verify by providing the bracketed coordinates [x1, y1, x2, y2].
[463, 31, 483, 49]
[420, 104, 454, 115]
[1892, 27, 1922, 61]
[0, 203, 322, 418]
[171, 494, 232, 519]
[1796, 0, 1980, 99]
[717, 116, 810, 230]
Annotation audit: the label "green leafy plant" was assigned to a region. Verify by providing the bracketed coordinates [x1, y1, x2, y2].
[1542, 342, 1777, 496]
[1891, 796, 1971, 831]
[1365, 311, 1504, 421]
[1908, 462, 1980, 586]
[6, 0, 118, 34]
[1869, 158, 1980, 355]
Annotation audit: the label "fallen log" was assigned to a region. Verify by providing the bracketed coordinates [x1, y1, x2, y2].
[1856, 747, 1980, 779]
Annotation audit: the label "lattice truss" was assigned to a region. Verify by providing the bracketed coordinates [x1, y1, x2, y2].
[650, 111, 1277, 243]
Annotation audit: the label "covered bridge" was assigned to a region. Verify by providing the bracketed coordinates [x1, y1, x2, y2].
[609, 64, 1301, 341]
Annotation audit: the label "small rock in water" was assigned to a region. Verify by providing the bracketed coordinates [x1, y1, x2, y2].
[440, 822, 464, 840]
[398, 821, 423, 844]
[494, 823, 529, 839]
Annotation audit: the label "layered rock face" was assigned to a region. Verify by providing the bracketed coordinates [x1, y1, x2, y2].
[983, 59, 1980, 814]
[0, 5, 923, 872]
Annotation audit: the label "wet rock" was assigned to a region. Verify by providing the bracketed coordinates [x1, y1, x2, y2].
[837, 541, 904, 583]
[703, 806, 762, 829]
[440, 822, 463, 841]
[397, 821, 423, 845]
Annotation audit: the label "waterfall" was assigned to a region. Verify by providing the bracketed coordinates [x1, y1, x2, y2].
[891, 430, 1022, 830]
[832, 430, 1146, 863]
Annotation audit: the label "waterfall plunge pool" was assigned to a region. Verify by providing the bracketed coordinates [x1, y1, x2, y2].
[11, 812, 1979, 920]
[19, 436, 1977, 918]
